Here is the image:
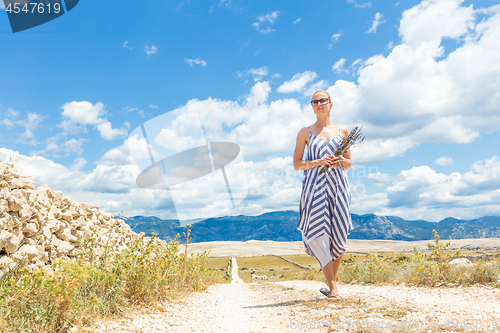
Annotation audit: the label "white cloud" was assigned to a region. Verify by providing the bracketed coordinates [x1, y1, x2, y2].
[248, 67, 268, 80]
[71, 157, 87, 172]
[245, 81, 272, 106]
[294, 18, 301, 24]
[46, 138, 86, 155]
[366, 172, 396, 187]
[304, 80, 329, 98]
[435, 156, 454, 166]
[253, 11, 279, 27]
[59, 101, 105, 130]
[332, 32, 342, 41]
[7, 109, 19, 118]
[96, 121, 128, 141]
[97, 144, 132, 166]
[238, 67, 274, 83]
[332, 58, 347, 74]
[357, 2, 372, 8]
[253, 11, 280, 33]
[399, 0, 474, 46]
[0, 147, 170, 218]
[325, 0, 500, 162]
[122, 106, 145, 118]
[347, 0, 372, 8]
[184, 57, 207, 67]
[154, 128, 200, 151]
[375, 156, 500, 220]
[149, 104, 159, 109]
[367, 12, 385, 33]
[58, 101, 127, 141]
[385, 41, 394, 50]
[144, 45, 158, 56]
[19, 112, 44, 139]
[1, 109, 44, 141]
[259, 27, 275, 34]
[123, 41, 132, 50]
[277, 71, 318, 93]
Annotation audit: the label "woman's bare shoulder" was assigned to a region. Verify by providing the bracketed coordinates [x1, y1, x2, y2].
[340, 126, 349, 138]
[296, 126, 310, 143]
[298, 126, 311, 136]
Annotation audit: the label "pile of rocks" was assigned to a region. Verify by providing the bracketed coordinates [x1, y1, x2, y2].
[0, 164, 142, 272]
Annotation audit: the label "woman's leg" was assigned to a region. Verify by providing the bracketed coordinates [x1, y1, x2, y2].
[322, 252, 344, 296]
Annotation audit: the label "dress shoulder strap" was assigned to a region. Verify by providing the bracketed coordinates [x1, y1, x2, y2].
[308, 126, 312, 134]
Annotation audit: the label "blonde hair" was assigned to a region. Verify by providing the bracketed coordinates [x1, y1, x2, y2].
[311, 90, 331, 103]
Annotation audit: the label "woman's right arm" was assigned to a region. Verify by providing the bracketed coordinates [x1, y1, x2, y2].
[293, 128, 332, 171]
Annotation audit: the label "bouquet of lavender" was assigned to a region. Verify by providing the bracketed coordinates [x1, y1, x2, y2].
[320, 126, 365, 174]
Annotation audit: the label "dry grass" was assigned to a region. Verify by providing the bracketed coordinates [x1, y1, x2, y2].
[0, 233, 223, 333]
[205, 257, 231, 283]
[236, 255, 324, 283]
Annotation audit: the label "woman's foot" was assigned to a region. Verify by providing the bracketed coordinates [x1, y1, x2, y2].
[327, 293, 341, 302]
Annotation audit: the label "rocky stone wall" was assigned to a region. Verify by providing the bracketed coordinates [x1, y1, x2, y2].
[0, 164, 143, 272]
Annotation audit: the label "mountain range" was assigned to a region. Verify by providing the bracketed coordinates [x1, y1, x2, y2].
[119, 211, 500, 243]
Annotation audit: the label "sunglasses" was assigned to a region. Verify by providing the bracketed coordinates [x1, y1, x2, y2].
[310, 98, 330, 107]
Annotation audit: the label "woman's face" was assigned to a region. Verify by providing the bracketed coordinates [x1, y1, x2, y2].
[311, 92, 332, 114]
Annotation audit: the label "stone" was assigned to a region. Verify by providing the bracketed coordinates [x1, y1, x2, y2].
[16, 244, 41, 261]
[19, 176, 34, 189]
[8, 190, 27, 212]
[0, 199, 8, 212]
[0, 230, 20, 254]
[46, 219, 63, 234]
[49, 205, 61, 219]
[60, 228, 78, 243]
[56, 239, 74, 255]
[42, 226, 53, 240]
[8, 178, 24, 189]
[19, 204, 32, 222]
[60, 210, 72, 222]
[449, 258, 474, 267]
[22, 222, 38, 237]
[0, 255, 15, 271]
[0, 167, 146, 266]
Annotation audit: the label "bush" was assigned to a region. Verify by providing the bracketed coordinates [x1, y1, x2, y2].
[0, 233, 222, 333]
[338, 230, 500, 287]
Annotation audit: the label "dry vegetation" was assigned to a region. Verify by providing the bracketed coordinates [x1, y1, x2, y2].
[1, 223, 499, 333]
[0, 232, 224, 333]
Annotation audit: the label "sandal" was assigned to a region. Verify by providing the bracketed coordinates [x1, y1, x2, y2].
[319, 288, 330, 297]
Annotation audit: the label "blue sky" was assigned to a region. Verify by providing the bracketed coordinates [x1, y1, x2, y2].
[1, 0, 500, 222]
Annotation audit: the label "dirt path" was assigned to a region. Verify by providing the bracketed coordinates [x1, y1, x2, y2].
[231, 256, 243, 284]
[88, 258, 500, 333]
[90, 257, 290, 332]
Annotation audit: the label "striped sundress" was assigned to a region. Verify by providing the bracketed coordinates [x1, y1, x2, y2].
[297, 126, 352, 268]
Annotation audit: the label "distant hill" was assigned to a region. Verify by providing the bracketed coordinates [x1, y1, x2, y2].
[119, 211, 500, 244]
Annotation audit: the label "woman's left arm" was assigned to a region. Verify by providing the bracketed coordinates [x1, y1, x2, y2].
[339, 127, 351, 170]
[340, 149, 351, 170]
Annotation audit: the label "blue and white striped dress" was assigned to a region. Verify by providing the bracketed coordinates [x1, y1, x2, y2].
[297, 126, 352, 268]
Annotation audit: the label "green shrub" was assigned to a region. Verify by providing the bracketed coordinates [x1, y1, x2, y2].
[0, 233, 222, 333]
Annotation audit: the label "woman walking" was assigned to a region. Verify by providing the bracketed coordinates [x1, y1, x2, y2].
[293, 90, 352, 302]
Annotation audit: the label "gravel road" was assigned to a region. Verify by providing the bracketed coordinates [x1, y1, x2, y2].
[88, 257, 500, 333]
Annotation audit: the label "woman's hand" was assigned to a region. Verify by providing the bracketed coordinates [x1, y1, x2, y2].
[331, 155, 343, 168]
[319, 155, 333, 166]
[320, 155, 344, 168]
[320, 155, 342, 167]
